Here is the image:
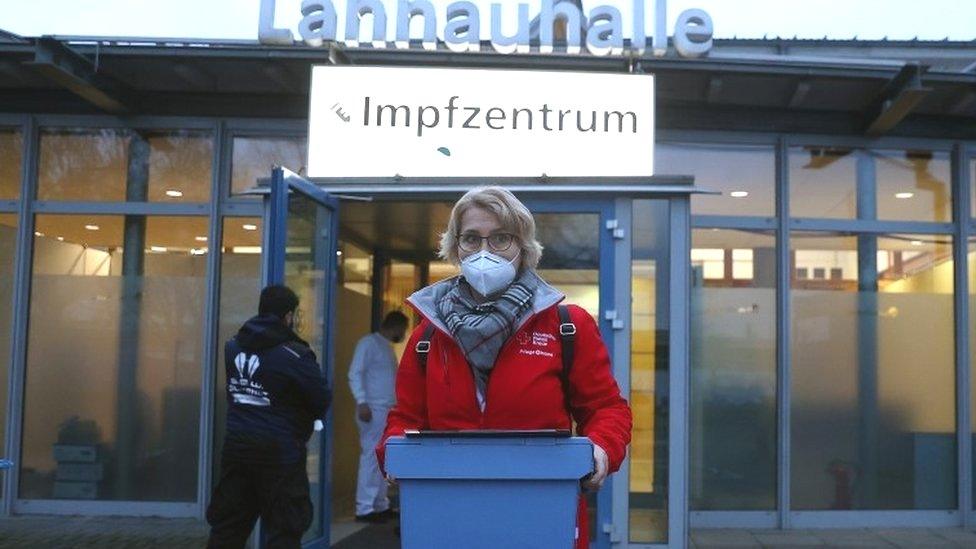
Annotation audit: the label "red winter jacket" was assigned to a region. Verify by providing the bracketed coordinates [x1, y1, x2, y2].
[377, 276, 632, 548]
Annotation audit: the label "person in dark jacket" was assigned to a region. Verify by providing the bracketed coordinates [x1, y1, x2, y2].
[207, 285, 331, 549]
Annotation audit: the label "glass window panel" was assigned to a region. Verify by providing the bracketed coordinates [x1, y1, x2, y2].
[534, 212, 601, 541]
[230, 137, 307, 197]
[277, 193, 333, 541]
[212, 217, 263, 487]
[630, 200, 670, 543]
[146, 133, 213, 202]
[38, 129, 212, 202]
[791, 233, 955, 510]
[790, 147, 858, 219]
[971, 237, 976, 510]
[339, 241, 372, 297]
[0, 129, 23, 199]
[536, 212, 600, 319]
[657, 143, 774, 216]
[383, 260, 418, 358]
[876, 150, 951, 223]
[0, 214, 17, 475]
[690, 229, 776, 511]
[21, 215, 208, 501]
[333, 238, 375, 523]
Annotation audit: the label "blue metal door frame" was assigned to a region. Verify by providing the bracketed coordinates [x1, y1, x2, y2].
[264, 167, 339, 549]
[523, 197, 618, 549]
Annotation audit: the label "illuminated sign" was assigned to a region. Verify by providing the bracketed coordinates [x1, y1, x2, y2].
[307, 66, 655, 178]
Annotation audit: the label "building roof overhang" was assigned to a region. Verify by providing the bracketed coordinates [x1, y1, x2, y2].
[0, 37, 974, 139]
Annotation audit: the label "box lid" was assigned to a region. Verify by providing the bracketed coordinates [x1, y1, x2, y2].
[385, 435, 593, 480]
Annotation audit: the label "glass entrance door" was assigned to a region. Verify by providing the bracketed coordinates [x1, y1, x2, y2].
[528, 196, 688, 549]
[264, 167, 339, 548]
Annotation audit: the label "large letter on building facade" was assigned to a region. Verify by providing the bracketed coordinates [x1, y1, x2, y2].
[673, 8, 713, 58]
[396, 0, 437, 50]
[586, 5, 623, 56]
[300, 0, 338, 47]
[345, 0, 388, 48]
[444, 2, 481, 53]
[258, 0, 294, 45]
[652, 0, 666, 56]
[490, 3, 530, 55]
[539, 0, 583, 55]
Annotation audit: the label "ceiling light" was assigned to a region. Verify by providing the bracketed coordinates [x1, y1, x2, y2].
[57, 236, 64, 241]
[85, 224, 100, 231]
[242, 224, 258, 231]
[150, 246, 168, 253]
[336, 250, 343, 257]
[232, 246, 262, 254]
[895, 192, 914, 199]
[34, 231, 44, 237]
[190, 248, 208, 256]
[195, 236, 208, 242]
[165, 190, 184, 198]
[910, 240, 923, 246]
[730, 191, 749, 198]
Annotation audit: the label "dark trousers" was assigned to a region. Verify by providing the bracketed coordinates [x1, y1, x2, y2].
[206, 460, 313, 549]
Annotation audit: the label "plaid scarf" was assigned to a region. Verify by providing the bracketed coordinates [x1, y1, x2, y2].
[437, 271, 538, 407]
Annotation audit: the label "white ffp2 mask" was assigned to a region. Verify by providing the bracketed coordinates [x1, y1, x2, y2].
[461, 250, 518, 297]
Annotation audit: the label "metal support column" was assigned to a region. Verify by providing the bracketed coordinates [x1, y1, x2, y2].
[953, 143, 972, 527]
[776, 137, 792, 527]
[2, 116, 36, 514]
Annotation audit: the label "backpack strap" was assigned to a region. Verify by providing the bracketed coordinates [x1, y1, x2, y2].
[415, 322, 437, 372]
[556, 305, 577, 418]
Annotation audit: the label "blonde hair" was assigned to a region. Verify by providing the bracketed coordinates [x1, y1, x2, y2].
[438, 186, 544, 269]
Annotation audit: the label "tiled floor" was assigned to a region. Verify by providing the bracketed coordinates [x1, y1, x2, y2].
[691, 528, 976, 548]
[3, 516, 976, 548]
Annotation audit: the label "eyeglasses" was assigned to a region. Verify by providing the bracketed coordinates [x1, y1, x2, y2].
[457, 232, 516, 253]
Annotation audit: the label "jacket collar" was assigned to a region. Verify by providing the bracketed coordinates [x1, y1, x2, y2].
[406, 269, 565, 337]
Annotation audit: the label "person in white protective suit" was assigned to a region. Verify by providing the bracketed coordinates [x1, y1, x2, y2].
[347, 310, 408, 522]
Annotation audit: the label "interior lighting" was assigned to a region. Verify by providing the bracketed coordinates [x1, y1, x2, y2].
[85, 224, 100, 231]
[730, 191, 749, 198]
[910, 240, 923, 246]
[57, 236, 64, 241]
[34, 231, 44, 237]
[150, 246, 168, 253]
[242, 224, 258, 231]
[895, 192, 914, 199]
[195, 236, 208, 242]
[190, 248, 208, 256]
[165, 190, 184, 198]
[232, 246, 262, 254]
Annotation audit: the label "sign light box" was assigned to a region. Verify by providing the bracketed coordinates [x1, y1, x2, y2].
[307, 66, 654, 178]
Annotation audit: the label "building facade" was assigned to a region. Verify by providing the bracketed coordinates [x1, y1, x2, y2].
[1, 29, 976, 548]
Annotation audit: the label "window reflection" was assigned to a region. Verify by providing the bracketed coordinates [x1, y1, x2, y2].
[212, 218, 264, 489]
[37, 129, 212, 202]
[876, 150, 950, 223]
[0, 214, 17, 470]
[790, 147, 858, 219]
[231, 137, 307, 197]
[790, 147, 950, 223]
[0, 129, 22, 199]
[21, 215, 208, 501]
[657, 143, 774, 217]
[791, 233, 955, 510]
[690, 229, 776, 511]
[630, 200, 669, 543]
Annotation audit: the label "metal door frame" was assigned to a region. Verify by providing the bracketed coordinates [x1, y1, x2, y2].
[263, 167, 340, 549]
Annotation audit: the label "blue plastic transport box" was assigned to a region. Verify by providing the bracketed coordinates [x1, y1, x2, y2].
[385, 430, 593, 549]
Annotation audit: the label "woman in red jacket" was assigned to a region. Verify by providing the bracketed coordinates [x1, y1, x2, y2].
[378, 186, 632, 548]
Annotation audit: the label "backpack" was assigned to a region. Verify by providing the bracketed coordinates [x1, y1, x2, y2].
[415, 304, 577, 416]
